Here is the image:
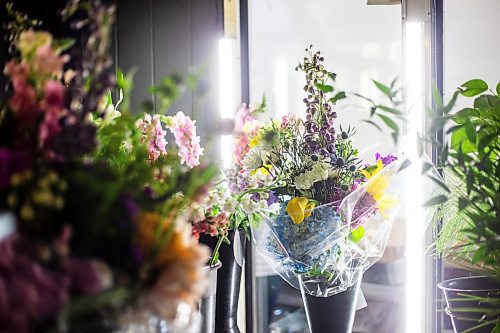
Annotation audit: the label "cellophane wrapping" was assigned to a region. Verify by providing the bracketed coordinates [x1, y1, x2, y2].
[252, 161, 404, 297]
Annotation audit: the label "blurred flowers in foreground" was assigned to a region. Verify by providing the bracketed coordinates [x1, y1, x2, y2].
[0, 1, 215, 332]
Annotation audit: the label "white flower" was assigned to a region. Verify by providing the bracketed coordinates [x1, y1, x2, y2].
[240, 196, 259, 214]
[242, 149, 262, 172]
[294, 162, 331, 190]
[223, 196, 238, 214]
[189, 204, 205, 222]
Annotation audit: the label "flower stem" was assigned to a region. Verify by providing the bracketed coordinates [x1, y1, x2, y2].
[209, 236, 224, 266]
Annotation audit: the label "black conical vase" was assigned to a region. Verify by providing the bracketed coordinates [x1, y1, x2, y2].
[199, 260, 221, 333]
[438, 276, 500, 333]
[301, 276, 362, 333]
[199, 229, 247, 333]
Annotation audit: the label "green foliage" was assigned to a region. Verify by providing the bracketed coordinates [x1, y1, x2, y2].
[355, 78, 405, 145]
[428, 80, 500, 280]
[459, 79, 489, 97]
[3, 3, 42, 53]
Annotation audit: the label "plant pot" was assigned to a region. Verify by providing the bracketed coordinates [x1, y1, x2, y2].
[199, 229, 247, 333]
[301, 276, 362, 333]
[199, 260, 222, 333]
[438, 276, 500, 333]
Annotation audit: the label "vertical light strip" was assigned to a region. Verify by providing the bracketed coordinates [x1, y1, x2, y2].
[273, 56, 288, 118]
[219, 38, 235, 169]
[404, 21, 425, 333]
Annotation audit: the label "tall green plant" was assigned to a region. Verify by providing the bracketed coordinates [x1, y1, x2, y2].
[425, 80, 500, 278]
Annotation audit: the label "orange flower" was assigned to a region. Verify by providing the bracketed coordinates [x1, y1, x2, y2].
[135, 211, 210, 320]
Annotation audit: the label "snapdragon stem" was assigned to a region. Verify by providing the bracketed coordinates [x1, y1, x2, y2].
[209, 236, 224, 266]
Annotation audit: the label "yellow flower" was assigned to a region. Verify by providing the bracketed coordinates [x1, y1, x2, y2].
[250, 165, 271, 176]
[361, 159, 397, 217]
[376, 193, 398, 218]
[17, 30, 52, 59]
[248, 131, 261, 148]
[360, 159, 383, 179]
[286, 197, 315, 224]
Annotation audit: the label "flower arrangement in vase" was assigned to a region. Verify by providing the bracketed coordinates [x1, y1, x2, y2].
[0, 1, 216, 332]
[237, 47, 405, 333]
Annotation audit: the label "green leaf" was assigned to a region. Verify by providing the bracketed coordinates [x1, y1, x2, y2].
[427, 174, 450, 193]
[473, 94, 496, 110]
[459, 79, 488, 97]
[440, 143, 449, 163]
[478, 133, 497, 151]
[466, 172, 474, 195]
[372, 79, 395, 99]
[463, 119, 476, 145]
[316, 83, 334, 93]
[53, 38, 76, 52]
[451, 127, 476, 153]
[377, 105, 405, 116]
[443, 90, 459, 114]
[453, 108, 480, 124]
[362, 119, 382, 132]
[349, 226, 365, 243]
[496, 82, 500, 95]
[329, 91, 346, 104]
[376, 114, 399, 132]
[458, 198, 468, 211]
[417, 137, 425, 157]
[423, 195, 448, 207]
[398, 159, 411, 172]
[421, 161, 434, 175]
[471, 246, 486, 264]
[446, 124, 464, 135]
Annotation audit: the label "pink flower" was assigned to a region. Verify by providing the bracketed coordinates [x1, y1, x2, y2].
[234, 133, 250, 166]
[281, 114, 297, 129]
[32, 43, 69, 80]
[4, 61, 38, 123]
[136, 114, 168, 162]
[235, 104, 252, 131]
[39, 81, 67, 149]
[169, 112, 203, 168]
[43, 80, 65, 108]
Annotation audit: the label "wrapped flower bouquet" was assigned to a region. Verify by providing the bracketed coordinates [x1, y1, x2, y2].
[237, 47, 405, 331]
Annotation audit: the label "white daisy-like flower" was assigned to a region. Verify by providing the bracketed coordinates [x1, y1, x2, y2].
[242, 149, 262, 172]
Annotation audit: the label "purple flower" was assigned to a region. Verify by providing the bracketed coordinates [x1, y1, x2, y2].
[0, 235, 69, 333]
[0, 149, 31, 190]
[62, 259, 104, 295]
[267, 191, 279, 206]
[375, 153, 397, 166]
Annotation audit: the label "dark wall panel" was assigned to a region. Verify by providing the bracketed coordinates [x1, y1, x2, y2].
[0, 0, 223, 159]
[191, 0, 223, 153]
[152, 0, 192, 117]
[115, 0, 154, 112]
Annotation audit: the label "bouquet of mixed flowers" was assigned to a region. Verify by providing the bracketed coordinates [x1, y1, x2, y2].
[0, 2, 215, 332]
[189, 99, 272, 264]
[240, 47, 405, 297]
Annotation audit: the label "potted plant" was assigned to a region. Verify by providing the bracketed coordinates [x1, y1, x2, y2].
[424, 80, 500, 332]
